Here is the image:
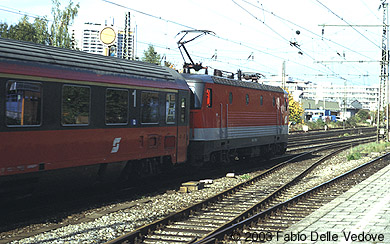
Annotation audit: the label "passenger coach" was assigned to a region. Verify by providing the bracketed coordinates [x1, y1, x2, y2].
[0, 38, 190, 195]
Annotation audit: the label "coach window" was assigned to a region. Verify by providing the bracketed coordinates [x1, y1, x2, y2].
[273, 96, 276, 107]
[6, 81, 42, 126]
[62, 85, 90, 125]
[245, 94, 249, 105]
[260, 95, 263, 106]
[166, 93, 176, 124]
[229, 92, 233, 104]
[141, 91, 159, 124]
[180, 97, 186, 123]
[106, 89, 129, 124]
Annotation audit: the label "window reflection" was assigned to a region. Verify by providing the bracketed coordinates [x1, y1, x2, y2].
[141, 92, 159, 124]
[166, 94, 176, 124]
[62, 85, 90, 125]
[6, 81, 42, 126]
[106, 89, 129, 124]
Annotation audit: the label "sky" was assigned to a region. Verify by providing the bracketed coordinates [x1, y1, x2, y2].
[0, 0, 385, 87]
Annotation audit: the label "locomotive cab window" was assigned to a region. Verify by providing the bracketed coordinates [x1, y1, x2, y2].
[141, 91, 159, 124]
[106, 89, 129, 125]
[6, 81, 42, 126]
[260, 95, 263, 106]
[62, 85, 90, 125]
[187, 81, 204, 109]
[273, 96, 276, 106]
[166, 94, 176, 124]
[245, 94, 249, 105]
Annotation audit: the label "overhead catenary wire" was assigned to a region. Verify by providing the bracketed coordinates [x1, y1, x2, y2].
[101, 0, 338, 78]
[314, 0, 382, 49]
[0, 5, 44, 20]
[0, 1, 282, 76]
[240, 0, 377, 61]
[232, 0, 348, 82]
[1, 0, 376, 84]
[237, 0, 380, 84]
[137, 40, 278, 75]
[101, 0, 195, 30]
[359, 0, 382, 22]
[95, 0, 380, 83]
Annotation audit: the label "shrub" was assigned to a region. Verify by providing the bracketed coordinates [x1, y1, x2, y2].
[347, 152, 361, 161]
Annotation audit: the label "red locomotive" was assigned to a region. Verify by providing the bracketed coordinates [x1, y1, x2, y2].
[184, 73, 288, 164]
[0, 38, 287, 196]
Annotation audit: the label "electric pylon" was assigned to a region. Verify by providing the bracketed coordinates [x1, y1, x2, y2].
[377, 0, 389, 142]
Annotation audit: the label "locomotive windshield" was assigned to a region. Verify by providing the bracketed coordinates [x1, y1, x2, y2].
[186, 81, 205, 109]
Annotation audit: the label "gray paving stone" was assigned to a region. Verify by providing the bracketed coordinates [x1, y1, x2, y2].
[282, 162, 390, 244]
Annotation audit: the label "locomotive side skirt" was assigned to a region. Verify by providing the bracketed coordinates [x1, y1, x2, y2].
[190, 125, 288, 140]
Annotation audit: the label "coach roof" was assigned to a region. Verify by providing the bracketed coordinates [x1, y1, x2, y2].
[0, 37, 182, 83]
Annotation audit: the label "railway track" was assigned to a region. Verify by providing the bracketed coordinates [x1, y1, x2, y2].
[288, 126, 374, 137]
[287, 127, 376, 152]
[196, 151, 390, 244]
[106, 140, 371, 244]
[1, 129, 377, 243]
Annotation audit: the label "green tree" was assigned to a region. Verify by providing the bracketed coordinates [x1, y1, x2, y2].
[0, 22, 10, 38]
[355, 109, 370, 123]
[142, 45, 161, 65]
[33, 16, 50, 45]
[0, 0, 79, 48]
[0, 16, 49, 44]
[50, 0, 79, 48]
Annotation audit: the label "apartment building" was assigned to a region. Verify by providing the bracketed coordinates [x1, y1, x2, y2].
[262, 75, 379, 111]
[72, 13, 135, 59]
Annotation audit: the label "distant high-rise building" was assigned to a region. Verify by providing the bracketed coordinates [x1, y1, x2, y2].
[79, 22, 105, 55]
[121, 12, 135, 60]
[117, 30, 135, 59]
[262, 75, 379, 111]
[72, 13, 136, 59]
[117, 30, 125, 58]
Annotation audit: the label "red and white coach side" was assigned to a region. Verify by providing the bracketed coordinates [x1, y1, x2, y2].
[183, 73, 288, 164]
[0, 38, 190, 195]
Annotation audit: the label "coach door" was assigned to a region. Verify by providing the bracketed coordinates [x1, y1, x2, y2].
[176, 91, 189, 163]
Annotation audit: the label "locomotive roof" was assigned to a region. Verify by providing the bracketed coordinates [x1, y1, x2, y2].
[0, 38, 185, 85]
[182, 73, 286, 94]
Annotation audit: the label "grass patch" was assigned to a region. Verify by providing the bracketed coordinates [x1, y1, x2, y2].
[347, 151, 361, 161]
[347, 142, 390, 161]
[240, 174, 251, 180]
